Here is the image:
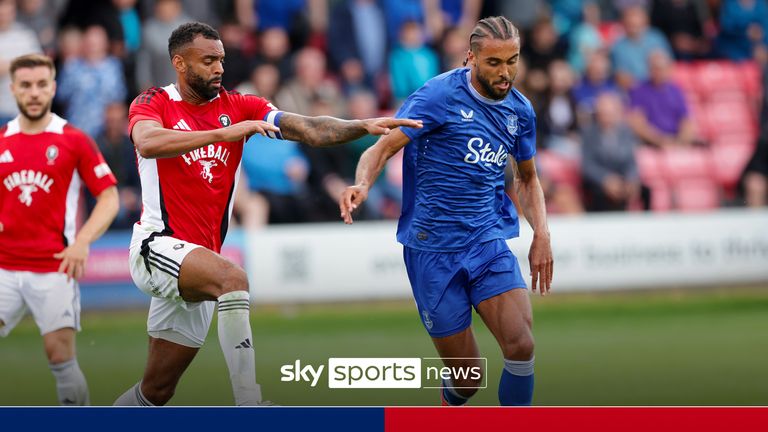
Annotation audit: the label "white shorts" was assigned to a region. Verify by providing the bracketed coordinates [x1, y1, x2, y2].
[0, 267, 80, 337]
[129, 224, 214, 348]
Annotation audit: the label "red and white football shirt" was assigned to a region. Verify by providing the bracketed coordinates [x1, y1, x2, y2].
[0, 114, 117, 272]
[128, 84, 278, 252]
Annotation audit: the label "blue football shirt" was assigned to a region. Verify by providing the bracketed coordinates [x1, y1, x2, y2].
[395, 67, 537, 252]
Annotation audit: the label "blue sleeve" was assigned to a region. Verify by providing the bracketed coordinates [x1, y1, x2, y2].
[394, 77, 447, 141]
[514, 101, 537, 162]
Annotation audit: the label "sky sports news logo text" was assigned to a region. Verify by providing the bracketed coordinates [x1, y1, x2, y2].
[280, 358, 487, 389]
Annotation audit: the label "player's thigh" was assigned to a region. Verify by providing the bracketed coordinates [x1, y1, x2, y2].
[147, 296, 215, 348]
[475, 289, 533, 358]
[129, 230, 203, 302]
[0, 268, 26, 337]
[21, 271, 80, 336]
[430, 326, 483, 372]
[403, 246, 472, 338]
[177, 247, 247, 302]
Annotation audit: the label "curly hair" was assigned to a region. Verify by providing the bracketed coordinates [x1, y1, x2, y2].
[167, 22, 220, 59]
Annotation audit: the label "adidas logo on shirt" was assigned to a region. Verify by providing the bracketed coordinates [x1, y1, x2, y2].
[172, 119, 192, 131]
[0, 149, 13, 163]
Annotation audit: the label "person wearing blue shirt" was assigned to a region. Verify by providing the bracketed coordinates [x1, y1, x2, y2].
[340, 16, 553, 406]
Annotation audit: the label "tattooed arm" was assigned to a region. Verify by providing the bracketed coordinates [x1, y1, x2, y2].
[278, 113, 422, 148]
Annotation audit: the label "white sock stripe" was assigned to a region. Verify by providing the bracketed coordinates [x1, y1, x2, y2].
[504, 357, 535, 376]
[217, 291, 250, 301]
[135, 383, 152, 406]
[49, 358, 77, 372]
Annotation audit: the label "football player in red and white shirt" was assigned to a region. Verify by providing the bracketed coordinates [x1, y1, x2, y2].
[0, 54, 119, 405]
[113, 22, 421, 406]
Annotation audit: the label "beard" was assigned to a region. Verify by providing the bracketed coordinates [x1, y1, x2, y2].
[476, 70, 515, 100]
[17, 99, 51, 121]
[187, 69, 221, 101]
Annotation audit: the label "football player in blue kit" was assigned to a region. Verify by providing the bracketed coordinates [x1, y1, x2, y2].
[340, 16, 553, 406]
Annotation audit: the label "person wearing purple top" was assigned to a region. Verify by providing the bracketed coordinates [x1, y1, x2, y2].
[628, 50, 696, 148]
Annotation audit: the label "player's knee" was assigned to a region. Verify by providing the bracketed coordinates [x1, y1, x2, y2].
[501, 333, 535, 361]
[218, 264, 249, 296]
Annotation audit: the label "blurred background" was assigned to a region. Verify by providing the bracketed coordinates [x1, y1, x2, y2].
[0, 0, 767, 406]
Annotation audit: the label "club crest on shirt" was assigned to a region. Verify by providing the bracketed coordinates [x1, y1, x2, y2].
[46, 145, 58, 165]
[506, 113, 519, 136]
[219, 114, 231, 127]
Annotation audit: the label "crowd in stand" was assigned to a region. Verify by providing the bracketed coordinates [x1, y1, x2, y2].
[0, 0, 766, 229]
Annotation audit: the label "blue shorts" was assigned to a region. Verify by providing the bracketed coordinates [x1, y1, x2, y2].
[403, 238, 527, 338]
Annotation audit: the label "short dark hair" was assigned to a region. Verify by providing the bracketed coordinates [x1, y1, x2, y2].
[167, 22, 220, 59]
[10, 54, 56, 79]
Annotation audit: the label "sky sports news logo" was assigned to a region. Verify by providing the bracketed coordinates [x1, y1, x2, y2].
[280, 358, 487, 389]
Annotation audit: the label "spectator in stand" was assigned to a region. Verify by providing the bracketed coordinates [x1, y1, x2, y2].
[328, 0, 387, 91]
[218, 21, 250, 90]
[276, 46, 346, 118]
[94, 103, 141, 228]
[236, 62, 281, 100]
[389, 20, 440, 104]
[343, 89, 402, 219]
[381, 0, 424, 45]
[112, 0, 142, 55]
[742, 133, 768, 207]
[253, 27, 293, 80]
[627, 50, 697, 148]
[572, 50, 619, 126]
[539, 60, 580, 159]
[422, 0, 482, 41]
[0, 0, 41, 124]
[581, 92, 641, 211]
[611, 5, 672, 89]
[237, 133, 313, 226]
[651, 0, 710, 60]
[439, 26, 470, 71]
[58, 0, 124, 53]
[483, 0, 546, 34]
[17, 0, 57, 55]
[523, 16, 568, 76]
[136, 0, 189, 91]
[56, 25, 126, 138]
[568, 1, 605, 74]
[716, 0, 768, 61]
[235, 0, 327, 48]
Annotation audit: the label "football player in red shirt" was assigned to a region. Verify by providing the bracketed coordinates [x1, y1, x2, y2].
[113, 22, 421, 406]
[0, 54, 119, 405]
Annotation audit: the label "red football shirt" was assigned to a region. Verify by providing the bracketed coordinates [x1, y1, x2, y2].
[0, 114, 117, 272]
[128, 84, 278, 252]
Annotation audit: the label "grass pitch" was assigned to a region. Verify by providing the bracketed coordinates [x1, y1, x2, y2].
[1, 287, 767, 406]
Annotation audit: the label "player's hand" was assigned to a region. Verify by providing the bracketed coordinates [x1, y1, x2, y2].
[339, 184, 369, 224]
[361, 118, 423, 136]
[54, 241, 90, 281]
[220, 120, 280, 141]
[529, 231, 553, 296]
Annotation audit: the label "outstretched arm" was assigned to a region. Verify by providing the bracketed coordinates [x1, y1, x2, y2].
[279, 112, 422, 148]
[515, 158, 553, 295]
[132, 119, 280, 159]
[339, 128, 412, 223]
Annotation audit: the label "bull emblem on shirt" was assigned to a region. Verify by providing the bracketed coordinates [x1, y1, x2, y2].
[199, 160, 218, 183]
[18, 184, 38, 206]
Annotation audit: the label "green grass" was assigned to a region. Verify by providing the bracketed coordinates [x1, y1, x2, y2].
[1, 287, 767, 406]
